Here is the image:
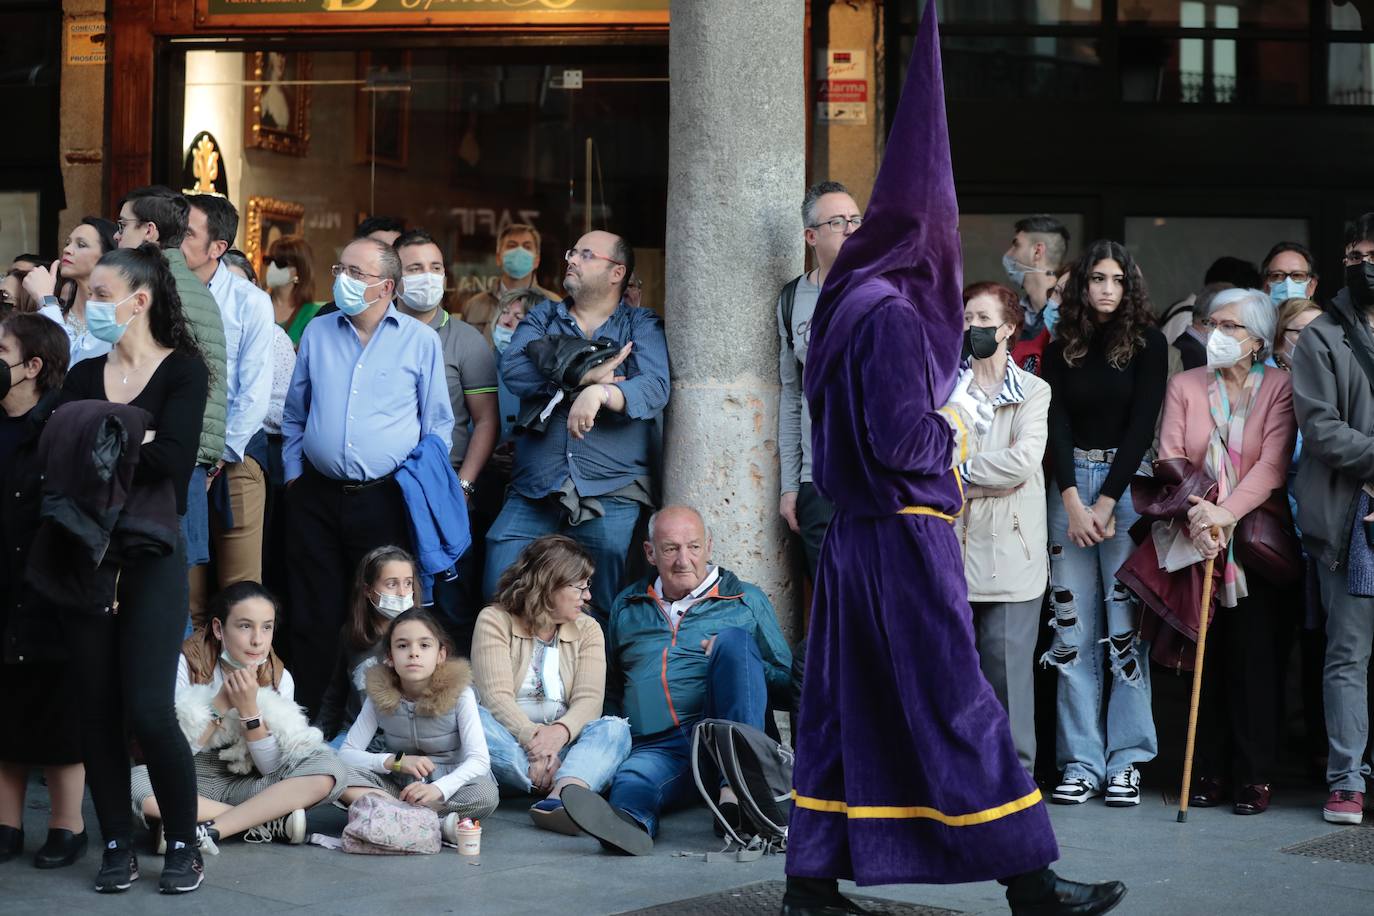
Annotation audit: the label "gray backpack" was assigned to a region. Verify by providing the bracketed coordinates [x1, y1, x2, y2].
[691, 718, 793, 860]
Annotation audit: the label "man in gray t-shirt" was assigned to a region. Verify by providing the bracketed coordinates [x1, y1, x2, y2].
[778, 180, 863, 576]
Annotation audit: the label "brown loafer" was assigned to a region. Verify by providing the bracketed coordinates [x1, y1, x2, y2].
[1189, 776, 1227, 808]
[1234, 784, 1271, 815]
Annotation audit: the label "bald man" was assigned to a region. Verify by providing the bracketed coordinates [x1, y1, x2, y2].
[559, 506, 793, 854]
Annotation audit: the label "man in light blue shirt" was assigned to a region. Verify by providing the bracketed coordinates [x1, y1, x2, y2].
[282, 236, 454, 715]
[184, 195, 275, 624]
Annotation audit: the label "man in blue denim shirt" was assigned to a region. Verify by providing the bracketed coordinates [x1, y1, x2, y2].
[483, 230, 670, 625]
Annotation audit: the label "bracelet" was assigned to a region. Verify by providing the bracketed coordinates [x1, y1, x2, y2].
[599, 383, 615, 404]
[390, 752, 406, 773]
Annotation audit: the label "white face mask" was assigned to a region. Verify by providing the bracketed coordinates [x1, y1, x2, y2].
[1205, 328, 1249, 370]
[265, 263, 293, 289]
[219, 647, 265, 670]
[399, 272, 445, 312]
[373, 591, 414, 619]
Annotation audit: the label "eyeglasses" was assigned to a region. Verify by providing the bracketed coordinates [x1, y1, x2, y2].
[1265, 270, 1312, 284]
[331, 263, 386, 282]
[1344, 251, 1374, 267]
[808, 216, 863, 233]
[1200, 318, 1248, 335]
[565, 581, 593, 596]
[116, 218, 142, 233]
[564, 249, 623, 266]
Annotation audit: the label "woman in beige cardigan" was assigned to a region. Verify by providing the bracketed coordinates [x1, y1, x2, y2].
[953, 282, 1052, 776]
[471, 535, 631, 835]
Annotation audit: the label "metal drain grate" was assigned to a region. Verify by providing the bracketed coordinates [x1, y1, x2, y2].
[617, 880, 966, 915]
[1281, 824, 1374, 865]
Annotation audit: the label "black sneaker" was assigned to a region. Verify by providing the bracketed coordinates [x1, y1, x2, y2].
[94, 839, 139, 893]
[158, 841, 204, 894]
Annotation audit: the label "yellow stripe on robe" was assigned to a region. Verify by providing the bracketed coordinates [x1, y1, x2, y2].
[791, 788, 1044, 827]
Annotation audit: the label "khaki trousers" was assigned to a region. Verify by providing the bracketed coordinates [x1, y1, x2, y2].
[189, 456, 267, 627]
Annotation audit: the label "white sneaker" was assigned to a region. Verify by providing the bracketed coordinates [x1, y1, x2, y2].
[243, 809, 306, 845]
[1051, 776, 1099, 805]
[1104, 766, 1142, 807]
[441, 813, 461, 847]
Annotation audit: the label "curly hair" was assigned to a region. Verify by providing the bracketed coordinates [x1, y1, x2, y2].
[494, 535, 594, 635]
[1056, 239, 1155, 370]
[96, 243, 206, 365]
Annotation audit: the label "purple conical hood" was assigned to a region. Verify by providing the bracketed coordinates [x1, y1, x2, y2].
[805, 3, 964, 405]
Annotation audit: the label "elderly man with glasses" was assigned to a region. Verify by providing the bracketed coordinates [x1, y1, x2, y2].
[281, 236, 454, 715]
[483, 229, 669, 629]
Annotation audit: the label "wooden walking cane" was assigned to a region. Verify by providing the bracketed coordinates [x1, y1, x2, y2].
[1177, 527, 1220, 824]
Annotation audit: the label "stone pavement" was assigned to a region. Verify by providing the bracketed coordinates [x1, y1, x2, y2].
[4, 773, 1374, 915]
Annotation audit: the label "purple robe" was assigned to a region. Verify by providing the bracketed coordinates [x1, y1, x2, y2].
[786, 6, 1059, 886]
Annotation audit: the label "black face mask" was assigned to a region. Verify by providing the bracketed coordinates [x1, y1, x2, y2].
[0, 364, 8, 401]
[1346, 262, 1374, 308]
[962, 325, 1002, 361]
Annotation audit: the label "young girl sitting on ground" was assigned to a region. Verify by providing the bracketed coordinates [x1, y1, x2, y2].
[134, 582, 363, 852]
[339, 608, 499, 843]
[313, 546, 417, 743]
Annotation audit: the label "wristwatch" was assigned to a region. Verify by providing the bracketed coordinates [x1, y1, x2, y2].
[390, 752, 406, 773]
[458, 478, 475, 497]
[242, 715, 262, 731]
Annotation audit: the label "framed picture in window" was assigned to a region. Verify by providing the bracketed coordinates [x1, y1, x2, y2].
[245, 196, 305, 279]
[355, 50, 411, 168]
[245, 51, 311, 156]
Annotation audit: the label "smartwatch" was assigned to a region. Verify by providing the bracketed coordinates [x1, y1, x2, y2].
[242, 715, 262, 731]
[391, 752, 406, 773]
[458, 478, 475, 497]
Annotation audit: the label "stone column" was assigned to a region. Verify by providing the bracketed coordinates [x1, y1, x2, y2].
[663, 0, 806, 638]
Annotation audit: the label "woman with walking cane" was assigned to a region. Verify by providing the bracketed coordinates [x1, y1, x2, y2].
[1119, 287, 1298, 816]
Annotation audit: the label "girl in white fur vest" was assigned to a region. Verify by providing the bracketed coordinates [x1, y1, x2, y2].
[132, 582, 370, 853]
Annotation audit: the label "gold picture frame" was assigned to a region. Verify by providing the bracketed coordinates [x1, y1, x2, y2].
[245, 51, 312, 156]
[245, 196, 305, 279]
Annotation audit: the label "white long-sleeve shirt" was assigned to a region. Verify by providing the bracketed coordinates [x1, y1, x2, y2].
[339, 687, 490, 802]
[207, 261, 275, 462]
[176, 654, 294, 775]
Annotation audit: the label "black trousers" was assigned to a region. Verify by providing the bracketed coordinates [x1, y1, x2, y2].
[1197, 584, 1279, 785]
[795, 482, 835, 580]
[66, 539, 198, 847]
[286, 464, 412, 717]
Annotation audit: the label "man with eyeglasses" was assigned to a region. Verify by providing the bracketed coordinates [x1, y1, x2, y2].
[1290, 212, 1374, 827]
[777, 180, 861, 578]
[114, 185, 229, 573]
[1260, 241, 1319, 308]
[282, 236, 454, 715]
[484, 229, 669, 628]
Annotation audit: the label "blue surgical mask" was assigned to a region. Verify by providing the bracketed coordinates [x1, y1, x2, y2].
[501, 247, 536, 280]
[85, 292, 137, 344]
[1002, 253, 1030, 288]
[492, 324, 515, 353]
[1269, 278, 1307, 306]
[333, 272, 384, 317]
[1043, 297, 1060, 336]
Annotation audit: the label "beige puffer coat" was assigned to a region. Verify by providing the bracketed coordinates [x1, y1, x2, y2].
[954, 360, 1051, 604]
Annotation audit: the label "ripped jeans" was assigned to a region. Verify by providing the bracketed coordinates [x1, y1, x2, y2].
[1044, 456, 1158, 788]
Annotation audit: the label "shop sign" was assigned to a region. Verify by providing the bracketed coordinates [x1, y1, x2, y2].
[199, 0, 668, 26]
[817, 49, 868, 124]
[66, 17, 106, 66]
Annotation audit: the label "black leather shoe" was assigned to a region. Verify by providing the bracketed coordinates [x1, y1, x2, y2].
[780, 897, 872, 914]
[1008, 873, 1127, 916]
[0, 825, 22, 864]
[34, 828, 88, 868]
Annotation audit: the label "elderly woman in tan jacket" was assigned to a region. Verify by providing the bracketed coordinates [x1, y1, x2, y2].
[953, 282, 1052, 774]
[471, 535, 631, 835]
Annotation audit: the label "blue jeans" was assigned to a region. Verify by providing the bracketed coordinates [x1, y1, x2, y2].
[1044, 456, 1158, 788]
[483, 492, 641, 627]
[181, 466, 210, 567]
[607, 627, 767, 837]
[479, 707, 631, 795]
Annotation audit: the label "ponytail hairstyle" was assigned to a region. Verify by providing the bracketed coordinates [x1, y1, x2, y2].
[1055, 239, 1155, 370]
[376, 607, 453, 666]
[181, 581, 285, 690]
[345, 545, 417, 652]
[96, 242, 206, 364]
[56, 216, 118, 314]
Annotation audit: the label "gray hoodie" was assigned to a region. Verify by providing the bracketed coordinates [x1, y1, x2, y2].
[1290, 288, 1374, 571]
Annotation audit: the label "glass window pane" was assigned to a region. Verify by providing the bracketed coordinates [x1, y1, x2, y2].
[958, 213, 1086, 292]
[1329, 2, 1373, 31]
[0, 192, 40, 262]
[1120, 0, 1307, 28]
[918, 0, 1100, 26]
[1329, 42, 1374, 105]
[942, 35, 1103, 100]
[1124, 216, 1308, 312]
[1120, 38, 1309, 104]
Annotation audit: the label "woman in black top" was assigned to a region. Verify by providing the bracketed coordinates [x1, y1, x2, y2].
[1040, 240, 1167, 809]
[0, 314, 86, 870]
[59, 243, 210, 894]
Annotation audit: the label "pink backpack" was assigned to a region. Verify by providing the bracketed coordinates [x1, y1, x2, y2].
[342, 794, 441, 855]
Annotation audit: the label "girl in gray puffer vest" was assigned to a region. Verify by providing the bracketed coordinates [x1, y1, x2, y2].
[338, 609, 499, 841]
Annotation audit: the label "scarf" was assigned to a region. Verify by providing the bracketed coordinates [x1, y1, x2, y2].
[1205, 362, 1264, 608]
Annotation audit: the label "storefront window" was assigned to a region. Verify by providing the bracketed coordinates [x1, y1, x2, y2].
[1329, 1, 1374, 31]
[172, 44, 668, 316]
[1124, 215, 1309, 309]
[0, 192, 41, 264]
[1120, 38, 1309, 104]
[1119, 0, 1308, 28]
[1329, 42, 1374, 104]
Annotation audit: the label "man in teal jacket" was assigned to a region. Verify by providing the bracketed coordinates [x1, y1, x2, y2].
[561, 505, 792, 854]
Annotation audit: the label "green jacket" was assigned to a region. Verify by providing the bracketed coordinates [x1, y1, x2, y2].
[607, 567, 793, 738]
[165, 249, 227, 466]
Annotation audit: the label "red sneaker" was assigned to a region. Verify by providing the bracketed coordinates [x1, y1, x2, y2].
[1323, 790, 1364, 825]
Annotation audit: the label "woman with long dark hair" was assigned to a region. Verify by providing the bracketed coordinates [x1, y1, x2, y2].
[1041, 239, 1167, 808]
[59, 242, 209, 893]
[23, 216, 119, 367]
